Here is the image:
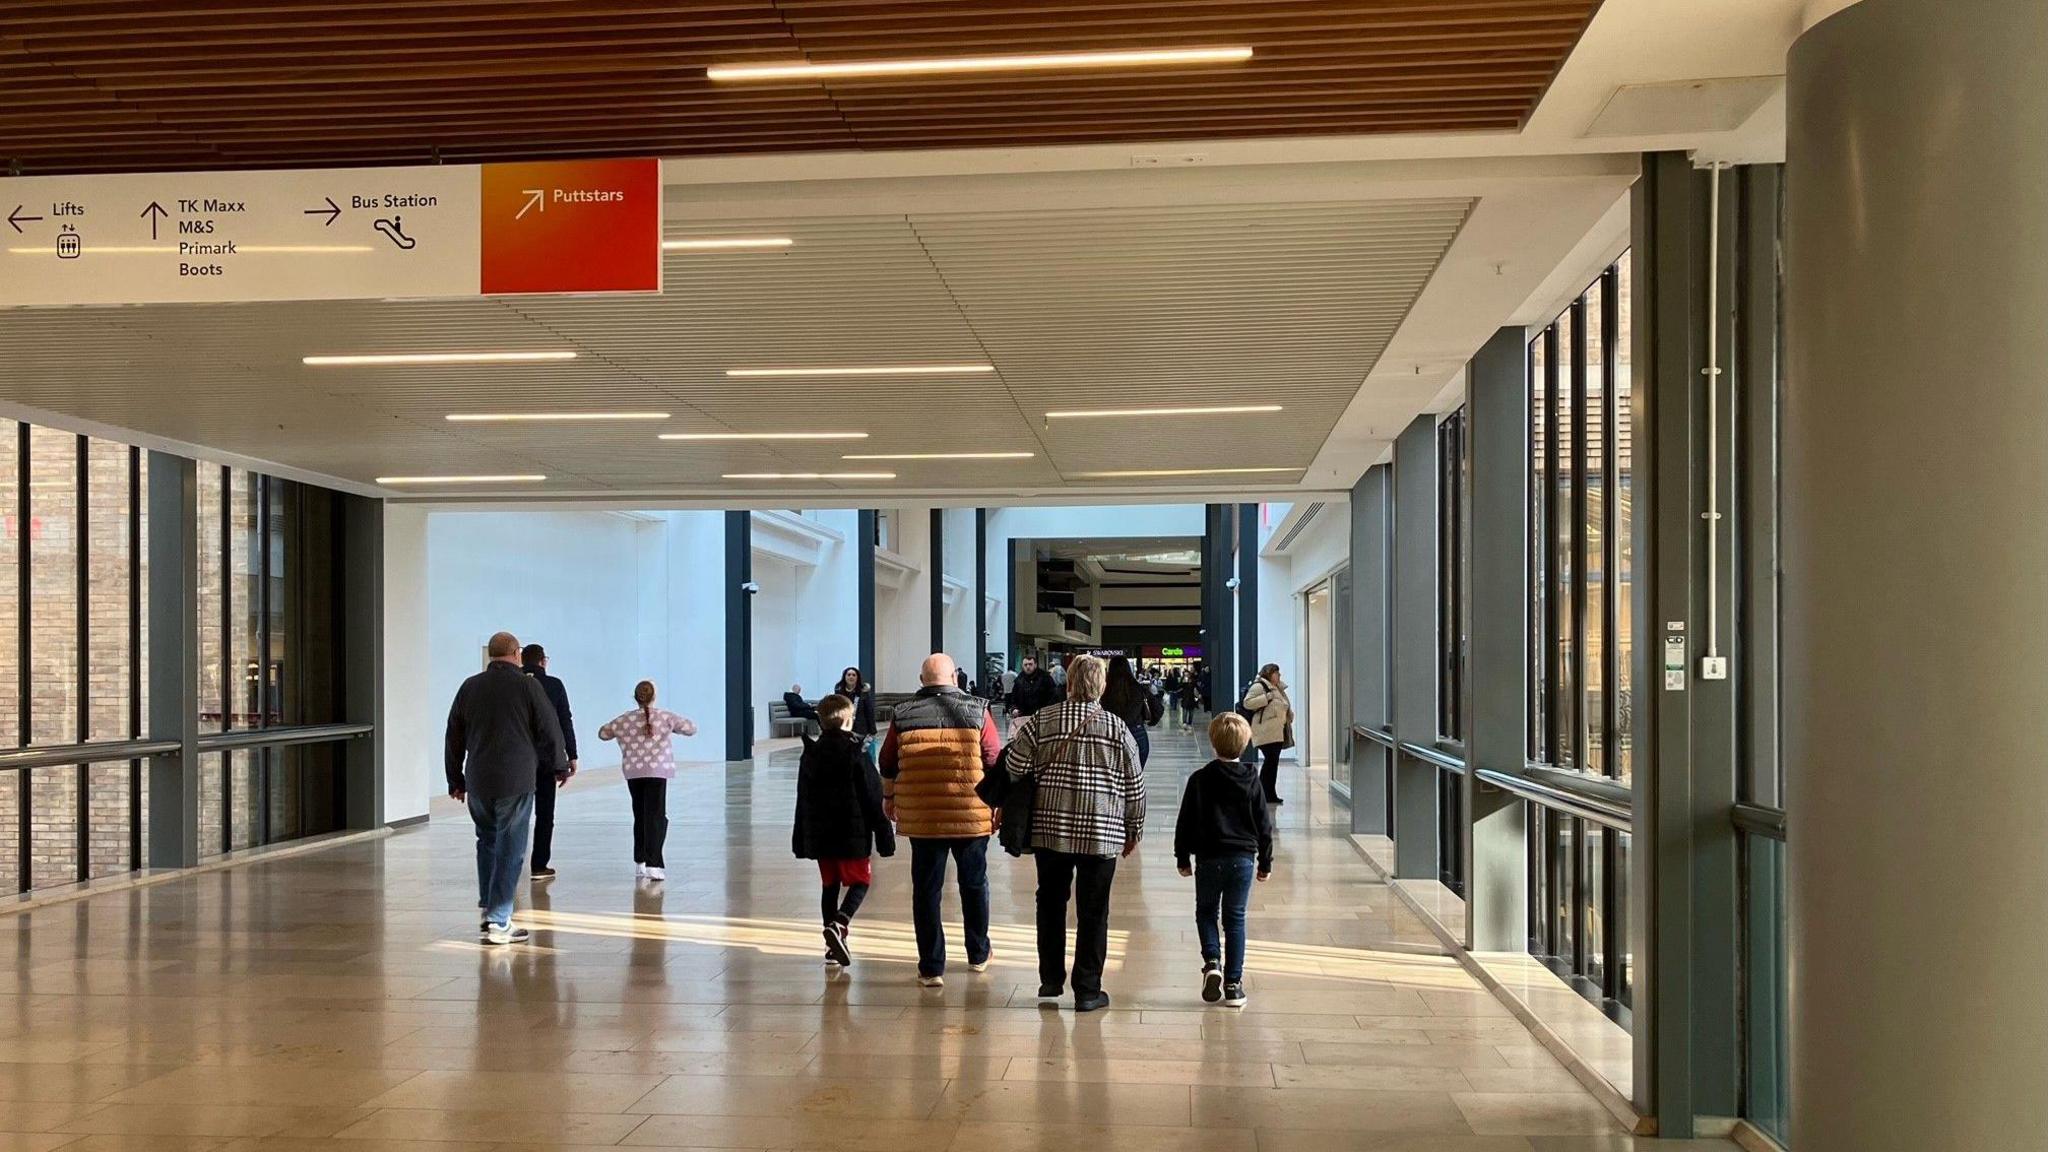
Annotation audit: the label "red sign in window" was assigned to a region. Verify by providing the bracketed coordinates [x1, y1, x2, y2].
[480, 158, 661, 295]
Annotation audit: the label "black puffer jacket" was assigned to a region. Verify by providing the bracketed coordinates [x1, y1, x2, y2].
[793, 728, 897, 860]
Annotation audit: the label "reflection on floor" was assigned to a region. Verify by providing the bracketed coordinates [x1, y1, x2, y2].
[0, 724, 1731, 1151]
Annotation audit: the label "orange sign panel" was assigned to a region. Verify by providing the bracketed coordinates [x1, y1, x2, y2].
[480, 158, 661, 295]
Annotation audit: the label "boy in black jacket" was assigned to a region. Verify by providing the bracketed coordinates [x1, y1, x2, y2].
[793, 694, 896, 968]
[1174, 712, 1275, 1007]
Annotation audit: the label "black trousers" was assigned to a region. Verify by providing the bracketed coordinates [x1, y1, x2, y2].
[1034, 849, 1118, 996]
[1258, 742, 1283, 800]
[627, 777, 669, 868]
[530, 773, 557, 871]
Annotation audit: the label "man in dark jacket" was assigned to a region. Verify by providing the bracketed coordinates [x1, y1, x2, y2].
[520, 644, 577, 879]
[1007, 656, 1059, 720]
[447, 632, 567, 944]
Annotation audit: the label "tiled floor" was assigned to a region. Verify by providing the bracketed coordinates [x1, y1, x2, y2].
[0, 721, 1731, 1151]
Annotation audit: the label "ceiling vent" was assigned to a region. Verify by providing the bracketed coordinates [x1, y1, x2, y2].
[1271, 502, 1325, 554]
[1583, 76, 1780, 138]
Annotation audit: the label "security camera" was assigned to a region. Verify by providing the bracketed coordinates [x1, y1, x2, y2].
[741, 581, 761, 595]
[1225, 576, 1242, 591]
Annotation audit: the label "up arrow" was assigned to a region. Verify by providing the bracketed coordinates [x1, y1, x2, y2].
[515, 188, 545, 220]
[140, 201, 168, 240]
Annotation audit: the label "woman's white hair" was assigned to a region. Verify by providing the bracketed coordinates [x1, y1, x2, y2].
[1066, 654, 1107, 702]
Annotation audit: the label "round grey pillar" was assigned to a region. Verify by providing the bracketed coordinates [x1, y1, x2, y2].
[1786, 1, 2048, 1148]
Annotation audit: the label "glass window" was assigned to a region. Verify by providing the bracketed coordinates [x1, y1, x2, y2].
[1584, 285, 1607, 776]
[1437, 408, 1468, 742]
[197, 465, 224, 735]
[87, 439, 133, 742]
[1614, 256, 1635, 783]
[0, 420, 17, 749]
[1551, 309, 1574, 768]
[28, 427, 79, 745]
[1528, 336, 1547, 763]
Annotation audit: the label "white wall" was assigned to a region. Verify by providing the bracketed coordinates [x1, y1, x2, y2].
[425, 511, 657, 769]
[793, 509, 859, 700]
[942, 507, 977, 669]
[380, 504, 432, 823]
[750, 557, 798, 739]
[662, 511, 727, 759]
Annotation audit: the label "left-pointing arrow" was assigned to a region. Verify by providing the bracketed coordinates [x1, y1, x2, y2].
[303, 196, 341, 226]
[6, 206, 43, 234]
[140, 201, 168, 240]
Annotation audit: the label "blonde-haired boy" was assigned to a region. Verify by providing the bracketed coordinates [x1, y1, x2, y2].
[1172, 711, 1275, 1007]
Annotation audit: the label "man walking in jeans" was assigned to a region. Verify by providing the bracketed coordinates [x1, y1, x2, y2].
[880, 653, 1001, 987]
[445, 631, 567, 945]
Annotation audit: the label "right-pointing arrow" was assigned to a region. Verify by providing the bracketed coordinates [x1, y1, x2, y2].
[303, 196, 341, 226]
[515, 188, 545, 220]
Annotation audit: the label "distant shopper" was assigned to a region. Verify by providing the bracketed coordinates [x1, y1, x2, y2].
[880, 653, 1001, 987]
[598, 680, 698, 881]
[444, 631, 567, 945]
[794, 693, 896, 969]
[834, 666, 878, 748]
[1007, 656, 1059, 719]
[1176, 672, 1200, 726]
[1241, 663, 1295, 805]
[1007, 654, 1144, 1013]
[783, 684, 818, 722]
[1101, 654, 1164, 765]
[1175, 713, 1275, 1008]
[1049, 656, 1068, 690]
[520, 644, 577, 879]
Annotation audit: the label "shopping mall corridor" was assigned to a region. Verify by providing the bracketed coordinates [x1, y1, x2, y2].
[0, 728, 1710, 1151]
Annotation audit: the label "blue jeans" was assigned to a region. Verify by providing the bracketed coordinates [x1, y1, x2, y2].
[1195, 854, 1257, 983]
[909, 836, 991, 977]
[1133, 724, 1150, 766]
[469, 792, 534, 928]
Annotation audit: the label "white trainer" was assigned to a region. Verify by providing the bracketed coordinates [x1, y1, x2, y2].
[636, 863, 649, 878]
[646, 867, 666, 881]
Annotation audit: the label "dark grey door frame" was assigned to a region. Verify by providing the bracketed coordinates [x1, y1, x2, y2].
[724, 510, 753, 763]
[1390, 415, 1440, 879]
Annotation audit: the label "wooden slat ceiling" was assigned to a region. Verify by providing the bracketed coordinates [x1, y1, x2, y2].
[0, 1, 1602, 174]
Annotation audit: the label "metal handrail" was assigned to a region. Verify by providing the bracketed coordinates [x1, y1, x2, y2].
[196, 723, 374, 753]
[1524, 763, 1633, 807]
[1400, 741, 1468, 776]
[1353, 724, 1396, 749]
[0, 738, 181, 772]
[1475, 767, 1633, 831]
[1732, 801, 1787, 841]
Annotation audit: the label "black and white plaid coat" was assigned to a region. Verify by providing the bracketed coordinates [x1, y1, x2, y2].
[1006, 700, 1146, 858]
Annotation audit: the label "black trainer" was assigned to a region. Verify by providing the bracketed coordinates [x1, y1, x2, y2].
[1201, 962, 1224, 1004]
[1074, 991, 1111, 1013]
[1037, 984, 1063, 1003]
[1222, 982, 1247, 1008]
[823, 923, 853, 967]
[531, 866, 557, 879]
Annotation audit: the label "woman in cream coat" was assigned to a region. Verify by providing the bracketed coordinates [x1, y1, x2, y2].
[1240, 664, 1293, 805]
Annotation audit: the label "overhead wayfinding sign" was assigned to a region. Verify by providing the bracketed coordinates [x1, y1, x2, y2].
[0, 158, 661, 307]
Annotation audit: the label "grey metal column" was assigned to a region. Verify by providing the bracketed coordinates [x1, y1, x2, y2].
[1630, 150, 1747, 1134]
[857, 510, 876, 684]
[1787, 4, 2048, 1148]
[1236, 503, 1260, 691]
[974, 508, 988, 684]
[1349, 465, 1391, 834]
[1390, 415, 1439, 879]
[1202, 504, 1236, 714]
[929, 507, 944, 654]
[1464, 329, 1530, 950]
[145, 451, 198, 869]
[340, 493, 383, 829]
[724, 511, 752, 763]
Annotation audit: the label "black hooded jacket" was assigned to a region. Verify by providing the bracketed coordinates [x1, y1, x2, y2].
[1173, 757, 1275, 872]
[793, 728, 897, 861]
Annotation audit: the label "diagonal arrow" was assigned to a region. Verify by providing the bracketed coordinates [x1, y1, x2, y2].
[303, 196, 341, 226]
[140, 200, 167, 240]
[6, 205, 42, 234]
[515, 188, 545, 220]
